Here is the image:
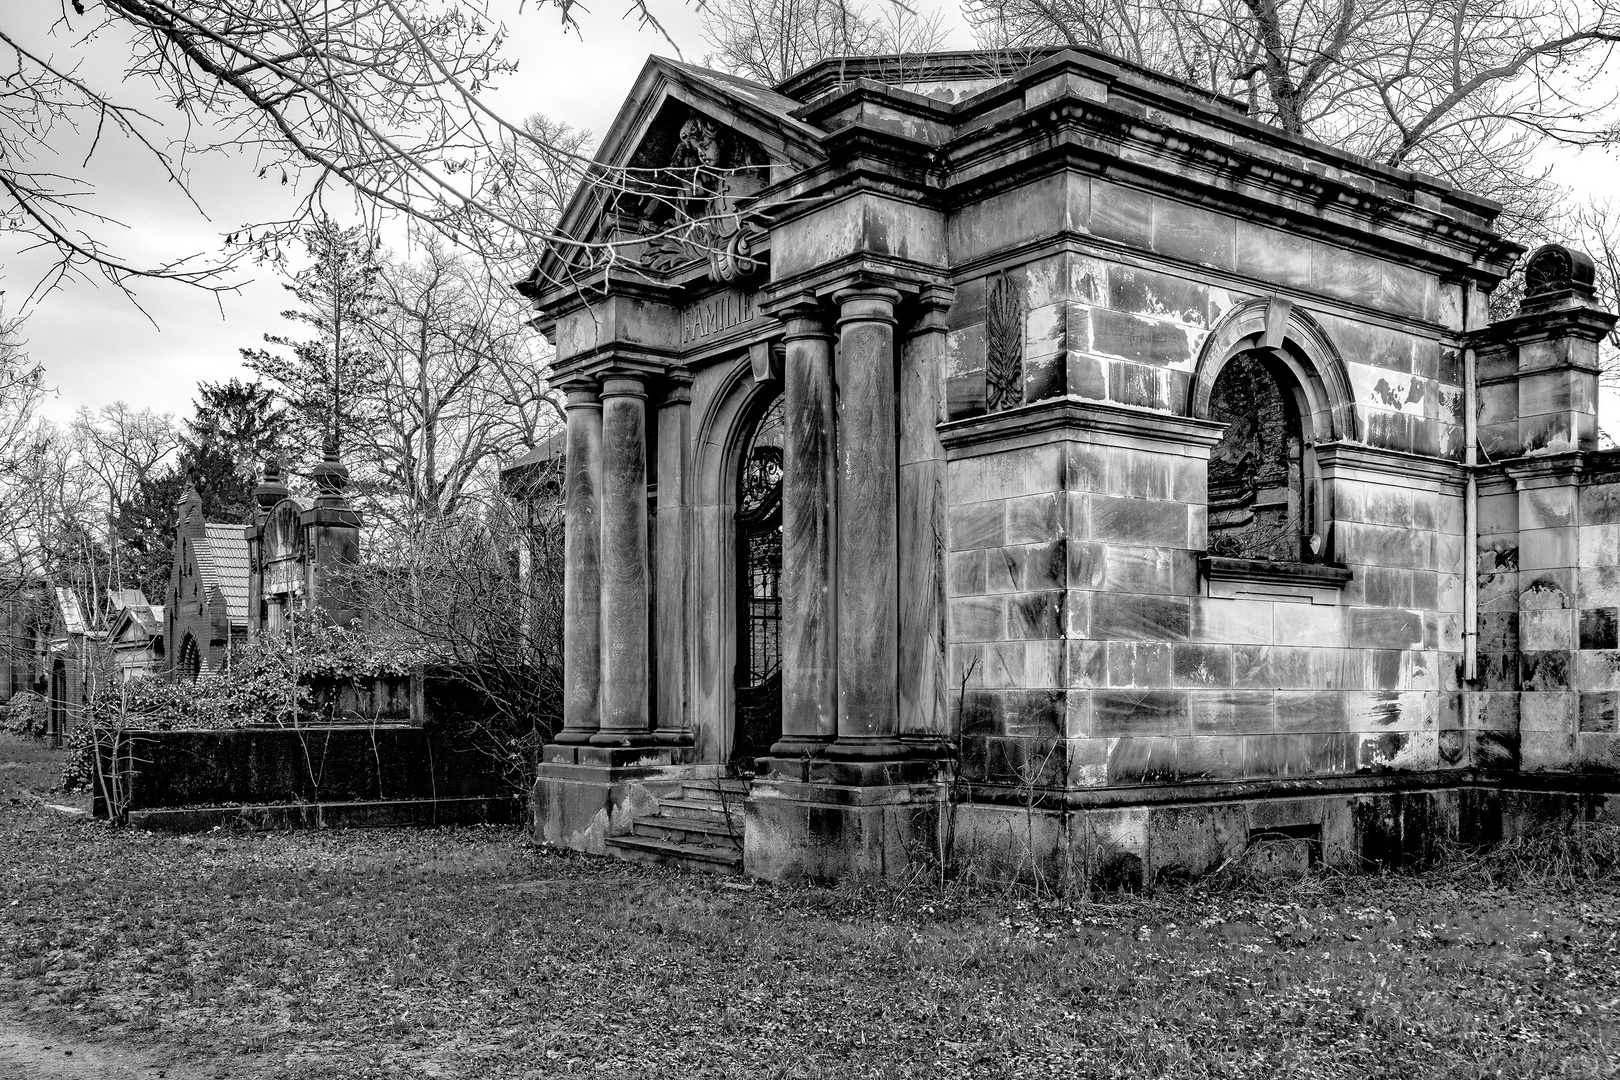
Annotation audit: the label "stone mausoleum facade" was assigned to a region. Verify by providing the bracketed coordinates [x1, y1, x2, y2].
[518, 46, 1620, 886]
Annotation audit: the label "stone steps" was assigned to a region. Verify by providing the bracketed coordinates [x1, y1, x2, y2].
[606, 834, 743, 874]
[633, 814, 740, 846]
[603, 776, 749, 876]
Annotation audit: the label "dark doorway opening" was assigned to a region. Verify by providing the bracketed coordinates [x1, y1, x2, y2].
[48, 658, 66, 749]
[733, 395, 783, 769]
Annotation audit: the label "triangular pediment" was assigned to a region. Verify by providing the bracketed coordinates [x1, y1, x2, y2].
[519, 58, 824, 297]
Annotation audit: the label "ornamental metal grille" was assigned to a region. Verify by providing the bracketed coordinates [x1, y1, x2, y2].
[737, 397, 784, 687]
[744, 527, 782, 684]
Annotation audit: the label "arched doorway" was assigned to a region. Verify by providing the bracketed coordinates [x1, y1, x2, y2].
[1206, 351, 1311, 562]
[178, 632, 201, 682]
[732, 395, 784, 768]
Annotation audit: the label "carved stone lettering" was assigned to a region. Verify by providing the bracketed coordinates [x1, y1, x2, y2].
[681, 290, 759, 346]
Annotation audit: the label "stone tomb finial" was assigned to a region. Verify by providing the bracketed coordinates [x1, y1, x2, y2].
[1521, 243, 1598, 312]
[310, 436, 351, 509]
[254, 457, 290, 516]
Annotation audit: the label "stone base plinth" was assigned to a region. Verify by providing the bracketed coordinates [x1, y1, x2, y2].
[743, 757, 945, 884]
[945, 776, 1620, 894]
[530, 743, 701, 853]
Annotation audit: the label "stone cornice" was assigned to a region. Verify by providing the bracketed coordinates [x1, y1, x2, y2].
[940, 397, 1226, 454]
[938, 107, 1514, 284]
[765, 253, 952, 307]
[1315, 442, 1466, 487]
[966, 50, 1495, 221]
[1499, 450, 1617, 488]
[1473, 304, 1620, 349]
[549, 347, 679, 387]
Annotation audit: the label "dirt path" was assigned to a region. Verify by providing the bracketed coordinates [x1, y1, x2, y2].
[0, 1015, 222, 1080]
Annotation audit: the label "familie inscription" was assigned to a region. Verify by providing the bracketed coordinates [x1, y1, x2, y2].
[681, 289, 759, 346]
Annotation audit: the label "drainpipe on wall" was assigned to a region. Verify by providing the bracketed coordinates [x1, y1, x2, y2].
[1463, 332, 1479, 684]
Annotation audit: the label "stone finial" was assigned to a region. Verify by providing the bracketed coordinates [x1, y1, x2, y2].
[1521, 243, 1598, 312]
[254, 458, 290, 514]
[310, 437, 351, 508]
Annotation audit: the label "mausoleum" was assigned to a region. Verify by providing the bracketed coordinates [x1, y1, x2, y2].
[517, 46, 1620, 886]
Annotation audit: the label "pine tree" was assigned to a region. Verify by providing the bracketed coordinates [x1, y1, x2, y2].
[241, 217, 383, 461]
[186, 378, 295, 481]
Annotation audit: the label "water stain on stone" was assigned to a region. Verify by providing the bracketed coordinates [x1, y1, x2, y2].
[1371, 378, 1406, 409]
[1360, 731, 1409, 769]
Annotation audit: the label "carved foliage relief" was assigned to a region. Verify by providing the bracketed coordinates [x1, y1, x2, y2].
[984, 273, 1026, 412]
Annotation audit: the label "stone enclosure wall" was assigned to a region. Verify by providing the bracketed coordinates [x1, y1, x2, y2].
[94, 725, 507, 816]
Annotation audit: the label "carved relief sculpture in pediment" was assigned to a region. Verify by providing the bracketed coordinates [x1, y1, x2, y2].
[612, 104, 771, 281]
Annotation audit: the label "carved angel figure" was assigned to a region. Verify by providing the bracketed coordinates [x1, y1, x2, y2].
[670, 115, 725, 223]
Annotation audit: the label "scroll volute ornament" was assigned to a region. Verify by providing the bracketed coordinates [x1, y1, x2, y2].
[985, 273, 1025, 412]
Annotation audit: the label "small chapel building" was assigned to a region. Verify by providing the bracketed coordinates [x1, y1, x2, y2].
[517, 46, 1620, 885]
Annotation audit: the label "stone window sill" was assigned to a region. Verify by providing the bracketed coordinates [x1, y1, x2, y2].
[1200, 555, 1352, 605]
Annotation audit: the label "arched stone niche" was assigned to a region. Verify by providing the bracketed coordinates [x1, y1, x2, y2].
[261, 497, 307, 633]
[1189, 298, 1357, 566]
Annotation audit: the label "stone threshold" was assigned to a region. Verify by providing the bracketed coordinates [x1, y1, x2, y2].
[125, 795, 523, 833]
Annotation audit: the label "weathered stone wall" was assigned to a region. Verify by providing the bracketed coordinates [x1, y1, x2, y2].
[942, 175, 1464, 463]
[1488, 462, 1620, 775]
[939, 176, 1470, 796]
[1572, 474, 1620, 768]
[945, 427, 1465, 792]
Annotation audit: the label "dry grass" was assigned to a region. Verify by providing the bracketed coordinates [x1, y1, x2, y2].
[2, 732, 1619, 1078]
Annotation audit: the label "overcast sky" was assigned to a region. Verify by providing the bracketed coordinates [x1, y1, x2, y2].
[2, 0, 779, 425]
[5, 3, 1616, 429]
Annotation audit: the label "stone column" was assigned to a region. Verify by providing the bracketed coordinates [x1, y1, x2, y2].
[774, 297, 838, 754]
[654, 379, 693, 745]
[558, 383, 604, 744]
[833, 284, 904, 756]
[898, 285, 954, 748]
[594, 373, 653, 745]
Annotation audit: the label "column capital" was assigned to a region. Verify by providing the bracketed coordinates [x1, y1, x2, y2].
[657, 375, 694, 407]
[563, 387, 602, 411]
[907, 283, 956, 336]
[554, 374, 600, 399]
[600, 372, 648, 400]
[833, 284, 901, 328]
[762, 292, 833, 341]
[761, 290, 824, 320]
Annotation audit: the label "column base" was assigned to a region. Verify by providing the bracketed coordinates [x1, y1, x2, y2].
[823, 736, 910, 761]
[768, 734, 833, 758]
[529, 745, 696, 854]
[743, 755, 945, 884]
[900, 734, 955, 758]
[588, 729, 663, 748]
[553, 730, 595, 745]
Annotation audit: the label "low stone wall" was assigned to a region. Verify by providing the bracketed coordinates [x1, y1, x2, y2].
[95, 725, 506, 817]
[304, 675, 417, 723]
